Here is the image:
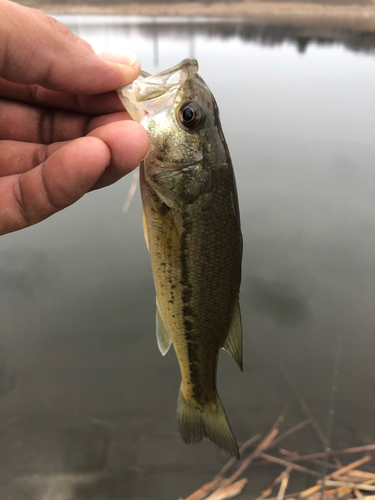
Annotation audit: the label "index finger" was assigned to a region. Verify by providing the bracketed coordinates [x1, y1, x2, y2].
[0, 0, 140, 94]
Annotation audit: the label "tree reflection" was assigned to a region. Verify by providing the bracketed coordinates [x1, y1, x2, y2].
[128, 20, 375, 55]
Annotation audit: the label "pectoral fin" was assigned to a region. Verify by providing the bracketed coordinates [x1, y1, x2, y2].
[156, 299, 172, 356]
[222, 300, 243, 372]
[149, 175, 179, 209]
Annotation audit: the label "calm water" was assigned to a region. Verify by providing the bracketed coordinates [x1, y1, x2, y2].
[1, 15, 375, 500]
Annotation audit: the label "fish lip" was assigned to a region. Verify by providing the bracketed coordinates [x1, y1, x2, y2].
[151, 58, 198, 79]
[117, 59, 200, 121]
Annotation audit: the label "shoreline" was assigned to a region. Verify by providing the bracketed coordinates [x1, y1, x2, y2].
[25, 1, 375, 33]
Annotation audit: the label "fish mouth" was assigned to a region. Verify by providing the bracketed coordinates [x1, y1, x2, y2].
[117, 59, 199, 123]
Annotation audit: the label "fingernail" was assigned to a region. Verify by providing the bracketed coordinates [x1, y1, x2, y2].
[100, 51, 138, 66]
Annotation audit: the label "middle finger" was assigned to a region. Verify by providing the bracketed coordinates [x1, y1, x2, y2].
[0, 97, 90, 143]
[0, 111, 142, 177]
[0, 98, 132, 143]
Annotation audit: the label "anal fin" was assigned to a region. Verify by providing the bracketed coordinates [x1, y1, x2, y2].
[156, 299, 172, 356]
[222, 300, 243, 372]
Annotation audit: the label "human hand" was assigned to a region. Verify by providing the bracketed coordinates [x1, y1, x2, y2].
[0, 0, 149, 235]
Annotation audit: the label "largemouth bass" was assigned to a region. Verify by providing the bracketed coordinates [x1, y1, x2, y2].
[117, 59, 243, 459]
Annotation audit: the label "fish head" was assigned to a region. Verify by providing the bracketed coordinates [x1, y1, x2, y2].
[117, 59, 228, 170]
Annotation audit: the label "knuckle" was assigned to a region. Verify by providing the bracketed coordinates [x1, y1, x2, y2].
[32, 145, 48, 168]
[11, 176, 30, 227]
[40, 165, 62, 212]
[39, 109, 54, 144]
[26, 84, 42, 104]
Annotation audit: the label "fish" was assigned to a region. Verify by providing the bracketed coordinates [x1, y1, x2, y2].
[117, 59, 243, 459]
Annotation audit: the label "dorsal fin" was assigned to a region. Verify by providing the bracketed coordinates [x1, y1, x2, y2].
[222, 300, 243, 372]
[156, 299, 172, 356]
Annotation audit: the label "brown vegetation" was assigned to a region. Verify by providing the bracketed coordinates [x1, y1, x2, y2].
[16, 0, 375, 33]
[183, 367, 375, 500]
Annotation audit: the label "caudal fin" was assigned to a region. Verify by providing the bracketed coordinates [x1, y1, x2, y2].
[177, 388, 240, 459]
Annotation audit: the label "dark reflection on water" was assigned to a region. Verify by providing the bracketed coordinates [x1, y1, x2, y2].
[249, 276, 308, 326]
[1, 15, 375, 500]
[131, 21, 375, 54]
[65, 16, 375, 54]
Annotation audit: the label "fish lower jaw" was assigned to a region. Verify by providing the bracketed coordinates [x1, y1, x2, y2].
[145, 155, 197, 171]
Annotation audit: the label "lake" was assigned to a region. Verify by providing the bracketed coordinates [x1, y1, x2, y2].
[1, 15, 375, 500]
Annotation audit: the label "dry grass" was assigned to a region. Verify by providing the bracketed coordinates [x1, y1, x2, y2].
[182, 412, 375, 500]
[15, 0, 375, 33]
[182, 367, 375, 500]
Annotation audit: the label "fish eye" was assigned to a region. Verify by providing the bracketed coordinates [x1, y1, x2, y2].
[178, 102, 203, 130]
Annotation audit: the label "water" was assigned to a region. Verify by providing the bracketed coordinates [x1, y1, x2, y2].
[1, 15, 375, 500]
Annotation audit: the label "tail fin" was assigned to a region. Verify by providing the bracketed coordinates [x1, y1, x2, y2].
[177, 388, 240, 459]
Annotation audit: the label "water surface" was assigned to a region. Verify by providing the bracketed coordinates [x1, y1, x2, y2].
[1, 16, 375, 500]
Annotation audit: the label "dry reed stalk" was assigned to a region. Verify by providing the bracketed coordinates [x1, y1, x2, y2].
[263, 492, 305, 499]
[182, 404, 375, 500]
[276, 448, 342, 472]
[353, 490, 364, 500]
[278, 449, 298, 456]
[276, 455, 374, 499]
[223, 427, 279, 487]
[319, 479, 375, 491]
[348, 470, 375, 480]
[299, 484, 322, 497]
[276, 467, 292, 500]
[310, 458, 340, 470]
[205, 479, 248, 500]
[184, 479, 224, 500]
[276, 448, 336, 470]
[329, 455, 372, 478]
[259, 470, 288, 499]
[184, 435, 262, 500]
[184, 407, 288, 500]
[122, 170, 139, 212]
[218, 406, 288, 490]
[267, 419, 311, 451]
[302, 476, 375, 499]
[265, 485, 352, 500]
[254, 476, 375, 500]
[258, 453, 320, 477]
[322, 486, 353, 498]
[332, 475, 370, 484]
[281, 444, 375, 462]
[258, 454, 375, 500]
[213, 434, 262, 483]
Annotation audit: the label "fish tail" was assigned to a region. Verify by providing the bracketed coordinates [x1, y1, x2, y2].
[177, 387, 240, 459]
